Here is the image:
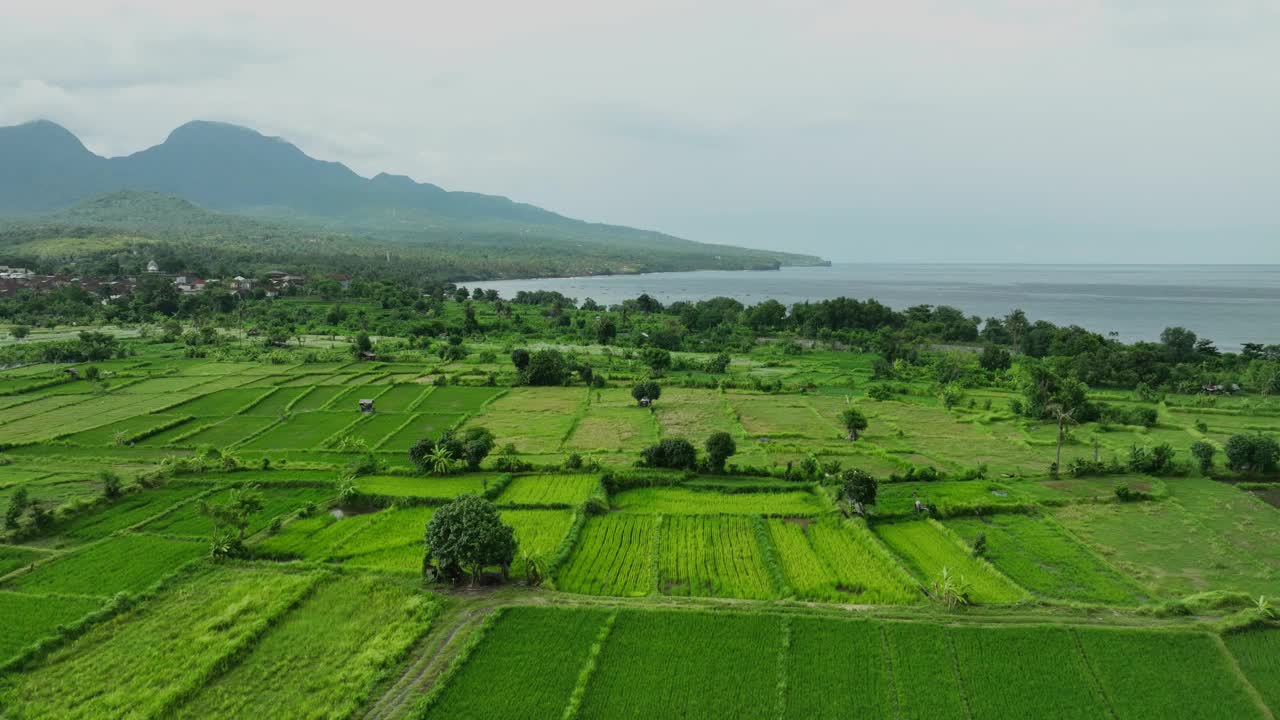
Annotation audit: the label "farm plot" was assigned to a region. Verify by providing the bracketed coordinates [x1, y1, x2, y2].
[768, 518, 919, 604]
[172, 575, 437, 719]
[251, 509, 385, 561]
[61, 413, 189, 446]
[242, 386, 311, 416]
[730, 393, 840, 438]
[612, 485, 828, 516]
[658, 515, 775, 599]
[114, 375, 213, 394]
[576, 610, 781, 720]
[168, 388, 267, 416]
[340, 412, 412, 448]
[882, 622, 969, 720]
[876, 480, 1034, 518]
[1076, 627, 1265, 719]
[371, 384, 429, 412]
[874, 520, 1027, 603]
[1, 393, 192, 444]
[564, 406, 659, 453]
[329, 506, 435, 572]
[377, 413, 462, 450]
[56, 484, 211, 541]
[288, 385, 347, 412]
[141, 485, 334, 539]
[653, 388, 740, 440]
[495, 474, 600, 507]
[947, 625, 1107, 720]
[239, 412, 361, 450]
[0, 591, 103, 666]
[353, 474, 495, 501]
[463, 408, 576, 455]
[4, 534, 206, 597]
[426, 606, 610, 720]
[135, 417, 201, 446]
[1165, 478, 1280, 569]
[179, 416, 278, 448]
[413, 386, 500, 414]
[484, 387, 581, 414]
[556, 514, 655, 596]
[1225, 629, 1280, 711]
[0, 565, 320, 719]
[944, 514, 1144, 604]
[784, 617, 892, 719]
[500, 510, 575, 575]
[0, 545, 49, 576]
[1053, 501, 1280, 598]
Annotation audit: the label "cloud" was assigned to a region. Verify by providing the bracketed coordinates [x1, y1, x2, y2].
[0, 0, 1276, 261]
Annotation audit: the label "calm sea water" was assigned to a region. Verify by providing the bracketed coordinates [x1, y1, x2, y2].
[470, 264, 1280, 350]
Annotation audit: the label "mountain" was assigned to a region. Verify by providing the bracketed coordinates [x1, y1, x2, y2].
[0, 119, 825, 274]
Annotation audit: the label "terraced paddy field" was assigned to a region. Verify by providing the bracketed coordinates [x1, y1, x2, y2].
[0, 344, 1277, 718]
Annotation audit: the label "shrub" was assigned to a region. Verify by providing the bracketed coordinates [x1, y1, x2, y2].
[631, 380, 661, 406]
[704, 432, 736, 473]
[867, 384, 894, 401]
[99, 470, 123, 499]
[1127, 443, 1178, 475]
[704, 353, 731, 374]
[1189, 441, 1216, 474]
[638, 438, 698, 469]
[1224, 434, 1280, 474]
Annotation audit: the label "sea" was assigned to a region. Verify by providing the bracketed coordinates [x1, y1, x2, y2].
[468, 264, 1280, 351]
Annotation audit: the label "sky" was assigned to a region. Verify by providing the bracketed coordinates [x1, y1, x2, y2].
[1, 0, 1277, 263]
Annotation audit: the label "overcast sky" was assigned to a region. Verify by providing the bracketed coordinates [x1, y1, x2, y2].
[2, 0, 1277, 262]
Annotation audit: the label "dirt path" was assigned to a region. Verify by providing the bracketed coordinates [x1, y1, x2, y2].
[361, 596, 500, 720]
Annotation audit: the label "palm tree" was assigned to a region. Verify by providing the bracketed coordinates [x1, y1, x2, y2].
[428, 446, 455, 476]
[1047, 403, 1077, 471]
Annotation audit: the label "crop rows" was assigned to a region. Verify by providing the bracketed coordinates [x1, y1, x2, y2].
[495, 474, 601, 507]
[556, 514, 655, 596]
[874, 519, 1027, 603]
[4, 534, 206, 598]
[769, 518, 919, 604]
[658, 515, 775, 599]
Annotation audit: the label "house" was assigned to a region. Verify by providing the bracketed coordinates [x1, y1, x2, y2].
[358, 399, 375, 413]
[358, 351, 379, 361]
[146, 260, 160, 273]
[328, 273, 351, 290]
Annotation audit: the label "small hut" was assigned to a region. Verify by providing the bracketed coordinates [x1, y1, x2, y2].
[638, 396, 652, 408]
[358, 399, 375, 413]
[64, 367, 79, 380]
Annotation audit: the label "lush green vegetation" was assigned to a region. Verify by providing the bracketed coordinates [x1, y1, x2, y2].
[0, 282, 1277, 717]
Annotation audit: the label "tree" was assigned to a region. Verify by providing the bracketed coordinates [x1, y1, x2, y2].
[453, 427, 496, 470]
[1047, 403, 1077, 472]
[11, 325, 30, 341]
[1160, 326, 1197, 362]
[510, 348, 531, 372]
[1189, 441, 1217, 474]
[426, 445, 456, 475]
[641, 347, 672, 376]
[631, 380, 662, 406]
[840, 407, 868, 441]
[978, 345, 1011, 371]
[519, 349, 569, 386]
[5, 487, 29, 529]
[424, 495, 517, 585]
[352, 333, 373, 355]
[704, 432, 737, 473]
[1224, 434, 1280, 475]
[99, 470, 123, 499]
[410, 428, 495, 474]
[639, 438, 698, 469]
[841, 469, 877, 515]
[199, 485, 265, 557]
[705, 353, 731, 374]
[594, 317, 617, 345]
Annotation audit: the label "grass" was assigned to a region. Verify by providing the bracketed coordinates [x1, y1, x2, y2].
[876, 480, 1034, 518]
[1077, 627, 1266, 719]
[882, 621, 968, 720]
[239, 412, 360, 450]
[1224, 628, 1280, 712]
[4, 534, 206, 598]
[0, 591, 102, 665]
[874, 520, 1027, 604]
[377, 413, 464, 450]
[0, 545, 48, 576]
[948, 625, 1107, 719]
[658, 515, 775, 599]
[172, 575, 437, 719]
[769, 517, 919, 604]
[494, 474, 600, 507]
[783, 617, 891, 718]
[500, 510, 575, 576]
[576, 610, 781, 720]
[0, 565, 320, 719]
[611, 486, 828, 515]
[140, 485, 334, 538]
[556, 514, 655, 596]
[353, 474, 495, 500]
[426, 606, 610, 720]
[944, 514, 1145, 604]
[56, 484, 210, 541]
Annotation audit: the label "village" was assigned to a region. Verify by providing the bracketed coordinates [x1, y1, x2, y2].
[0, 262, 349, 300]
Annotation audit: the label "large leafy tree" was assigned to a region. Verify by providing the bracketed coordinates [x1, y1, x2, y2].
[841, 469, 877, 515]
[639, 438, 697, 469]
[424, 495, 517, 585]
[841, 407, 868, 441]
[409, 427, 495, 474]
[631, 380, 661, 406]
[704, 432, 737, 473]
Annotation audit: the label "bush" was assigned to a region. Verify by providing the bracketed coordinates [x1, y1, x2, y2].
[518, 349, 569, 386]
[867, 384, 894, 401]
[1189, 441, 1216, 474]
[1224, 434, 1280, 474]
[638, 438, 697, 469]
[1127, 443, 1179, 475]
[704, 353, 731, 374]
[704, 432, 736, 473]
[631, 380, 661, 406]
